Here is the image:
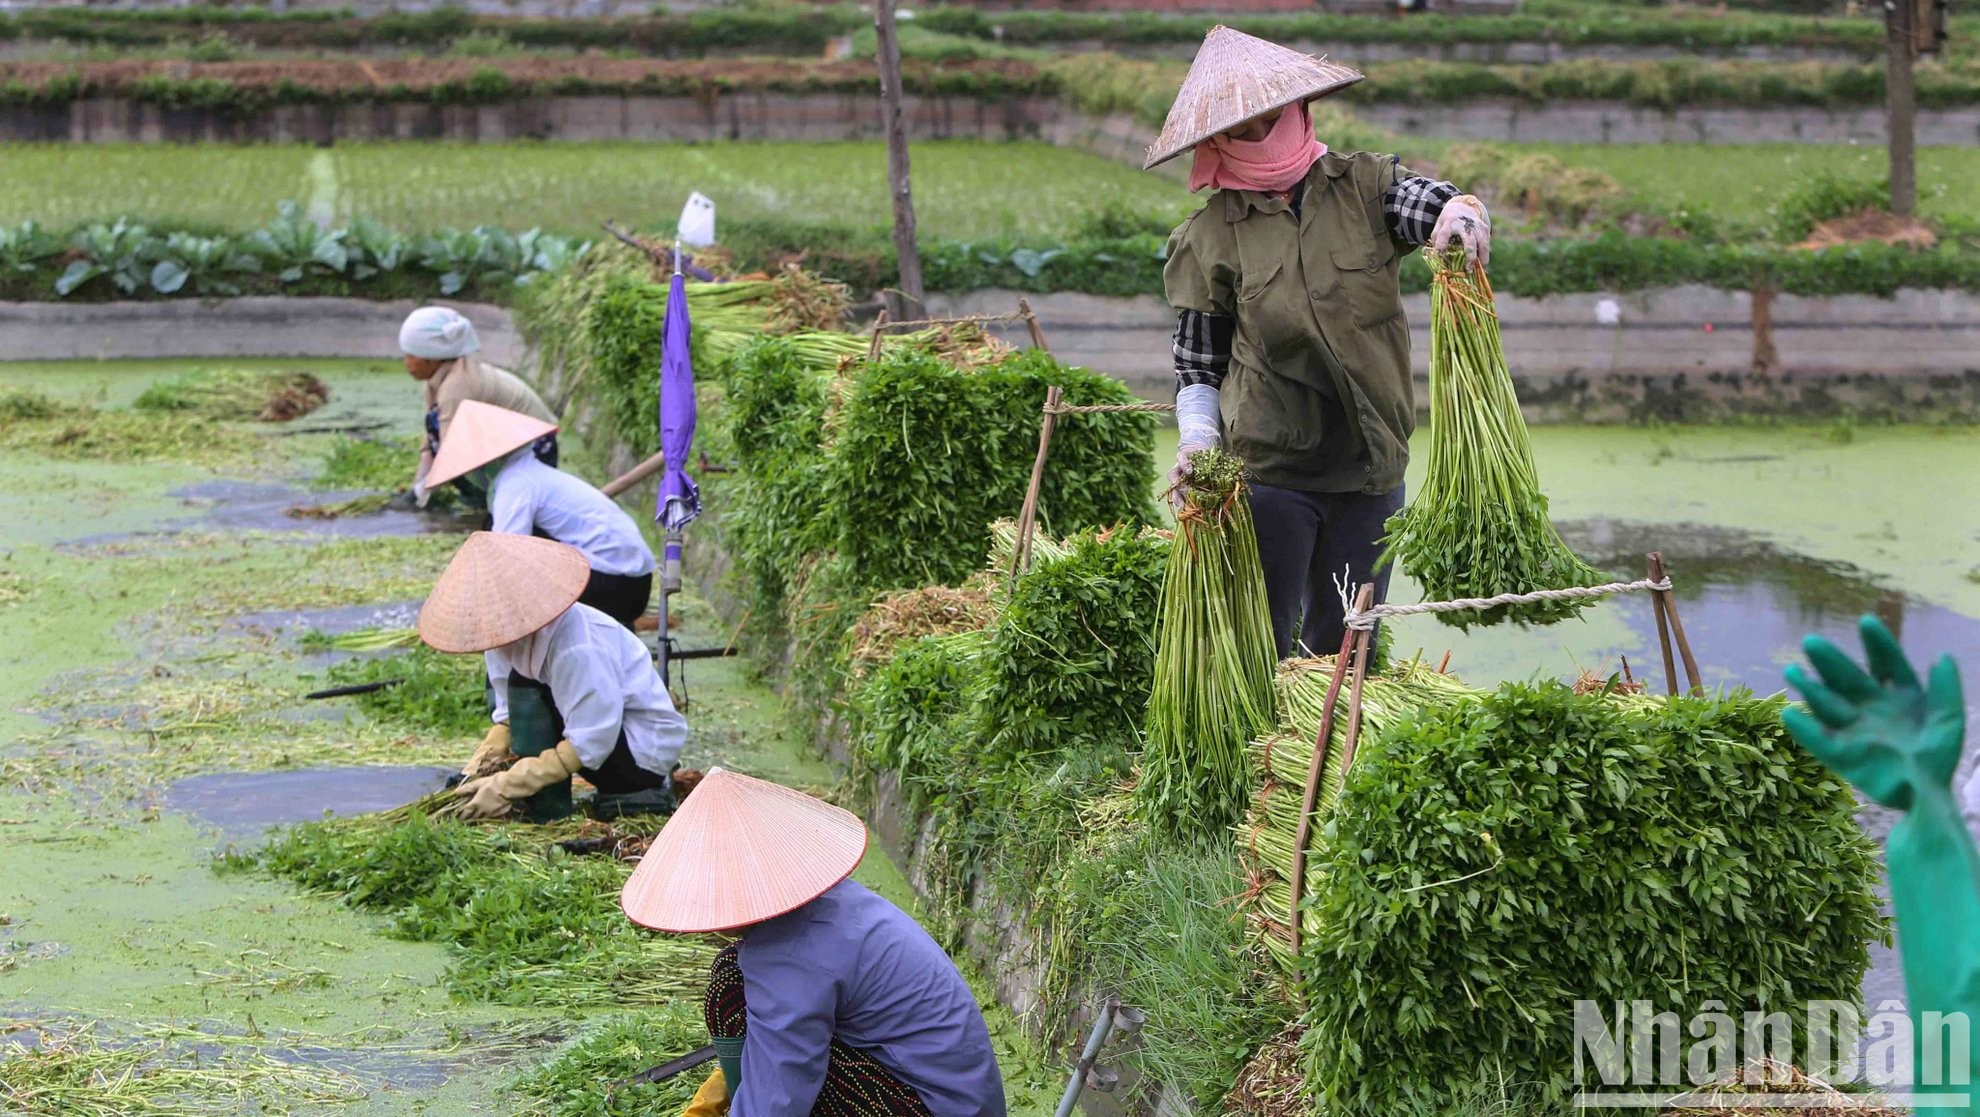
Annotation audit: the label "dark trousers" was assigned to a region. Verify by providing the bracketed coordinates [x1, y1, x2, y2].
[705, 944, 933, 1116]
[579, 569, 652, 631]
[508, 672, 668, 797]
[1248, 482, 1404, 659]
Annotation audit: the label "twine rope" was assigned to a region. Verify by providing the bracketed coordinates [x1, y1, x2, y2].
[870, 311, 1032, 330]
[1043, 402, 1177, 415]
[1335, 571, 1672, 631]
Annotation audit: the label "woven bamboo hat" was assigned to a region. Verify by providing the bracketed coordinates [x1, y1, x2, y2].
[1142, 26, 1364, 170]
[620, 768, 869, 933]
[417, 531, 590, 653]
[425, 399, 559, 489]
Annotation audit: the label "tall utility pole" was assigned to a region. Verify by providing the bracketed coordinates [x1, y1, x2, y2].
[1886, 0, 1918, 216]
[874, 0, 926, 321]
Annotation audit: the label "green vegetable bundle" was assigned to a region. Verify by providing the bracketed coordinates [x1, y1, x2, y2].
[1300, 682, 1885, 1112]
[1137, 448, 1276, 839]
[1237, 655, 1478, 975]
[1382, 251, 1600, 628]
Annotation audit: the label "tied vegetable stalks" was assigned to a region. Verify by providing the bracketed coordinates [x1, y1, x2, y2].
[1137, 448, 1276, 838]
[1382, 250, 1599, 628]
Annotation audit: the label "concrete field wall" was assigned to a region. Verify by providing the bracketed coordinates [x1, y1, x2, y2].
[6, 288, 1976, 423]
[5, 92, 1968, 146]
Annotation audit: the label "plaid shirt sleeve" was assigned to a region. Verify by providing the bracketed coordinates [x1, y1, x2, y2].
[1173, 309, 1235, 390]
[1384, 175, 1460, 246]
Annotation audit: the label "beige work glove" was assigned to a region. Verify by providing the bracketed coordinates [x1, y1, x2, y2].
[680, 1067, 730, 1117]
[460, 723, 512, 778]
[454, 740, 583, 820]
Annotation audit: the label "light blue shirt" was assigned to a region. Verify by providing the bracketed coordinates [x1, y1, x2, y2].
[489, 452, 655, 577]
[734, 879, 1007, 1117]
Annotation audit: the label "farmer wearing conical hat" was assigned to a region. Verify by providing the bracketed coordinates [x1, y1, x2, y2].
[426, 400, 656, 632]
[420, 533, 684, 820]
[426, 402, 659, 787]
[398, 306, 559, 508]
[622, 769, 1006, 1117]
[1152, 28, 1491, 658]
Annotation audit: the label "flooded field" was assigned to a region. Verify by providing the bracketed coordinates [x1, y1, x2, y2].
[2, 356, 1974, 1112]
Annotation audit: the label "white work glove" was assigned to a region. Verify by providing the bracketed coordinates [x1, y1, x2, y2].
[1170, 382, 1222, 508]
[1431, 194, 1491, 271]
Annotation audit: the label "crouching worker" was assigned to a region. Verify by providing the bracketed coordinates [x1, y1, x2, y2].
[399, 306, 559, 508]
[418, 532, 682, 821]
[423, 400, 656, 631]
[620, 769, 1007, 1117]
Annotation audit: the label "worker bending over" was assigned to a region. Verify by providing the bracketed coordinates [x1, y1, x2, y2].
[424, 400, 656, 630]
[419, 533, 681, 820]
[621, 769, 1006, 1117]
[1152, 29, 1491, 656]
[399, 306, 558, 507]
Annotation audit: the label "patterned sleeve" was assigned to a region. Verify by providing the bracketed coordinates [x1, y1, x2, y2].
[1173, 309, 1235, 390]
[1383, 175, 1460, 246]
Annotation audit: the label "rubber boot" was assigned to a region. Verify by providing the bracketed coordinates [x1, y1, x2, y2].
[504, 671, 573, 822]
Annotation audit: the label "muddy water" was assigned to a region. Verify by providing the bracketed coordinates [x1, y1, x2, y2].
[165, 765, 454, 843]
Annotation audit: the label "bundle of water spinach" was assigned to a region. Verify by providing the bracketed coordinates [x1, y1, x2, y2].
[1383, 251, 1599, 628]
[1138, 448, 1277, 838]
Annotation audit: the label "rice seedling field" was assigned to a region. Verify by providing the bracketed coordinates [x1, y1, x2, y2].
[1, 140, 1193, 238]
[1484, 142, 1980, 225]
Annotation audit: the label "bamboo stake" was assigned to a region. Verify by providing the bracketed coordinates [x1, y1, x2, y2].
[1010, 386, 1062, 578]
[1647, 554, 1680, 697]
[866, 307, 891, 362]
[1647, 552, 1704, 695]
[1336, 618, 1377, 773]
[1288, 583, 1373, 966]
[1018, 297, 1051, 354]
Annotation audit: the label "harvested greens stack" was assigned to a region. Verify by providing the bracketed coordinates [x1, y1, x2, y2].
[1382, 252, 1599, 627]
[1138, 449, 1277, 838]
[1238, 656, 1478, 975]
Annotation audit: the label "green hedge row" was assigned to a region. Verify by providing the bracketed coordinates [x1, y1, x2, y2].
[0, 3, 1885, 58]
[920, 5, 1884, 55]
[0, 59, 1043, 111]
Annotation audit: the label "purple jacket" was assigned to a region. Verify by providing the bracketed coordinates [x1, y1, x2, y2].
[733, 879, 1007, 1117]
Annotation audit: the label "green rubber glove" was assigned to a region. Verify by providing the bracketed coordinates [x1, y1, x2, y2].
[1784, 615, 1964, 810]
[1785, 616, 1972, 1098]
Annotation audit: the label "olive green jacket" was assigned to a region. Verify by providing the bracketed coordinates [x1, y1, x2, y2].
[1163, 150, 1418, 495]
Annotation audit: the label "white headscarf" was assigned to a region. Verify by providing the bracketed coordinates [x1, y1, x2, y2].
[399, 306, 482, 360]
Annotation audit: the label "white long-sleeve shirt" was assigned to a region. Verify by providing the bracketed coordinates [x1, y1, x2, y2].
[485, 603, 686, 776]
[489, 452, 656, 578]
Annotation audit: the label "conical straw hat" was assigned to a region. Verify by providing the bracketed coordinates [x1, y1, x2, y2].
[417, 532, 591, 653]
[621, 768, 868, 933]
[1143, 26, 1364, 170]
[424, 399, 559, 489]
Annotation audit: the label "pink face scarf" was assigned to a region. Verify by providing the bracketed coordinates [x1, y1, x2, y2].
[1188, 102, 1327, 195]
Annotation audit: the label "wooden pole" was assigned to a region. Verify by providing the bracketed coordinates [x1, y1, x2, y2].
[866, 307, 891, 362]
[601, 450, 668, 498]
[1018, 297, 1051, 353]
[873, 0, 925, 321]
[1646, 552, 1704, 696]
[1647, 554, 1680, 697]
[1887, 0, 1918, 216]
[1288, 584, 1373, 965]
[1010, 386, 1061, 577]
[1336, 619, 1378, 773]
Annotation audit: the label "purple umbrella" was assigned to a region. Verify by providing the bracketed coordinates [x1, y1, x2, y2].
[656, 270, 700, 532]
